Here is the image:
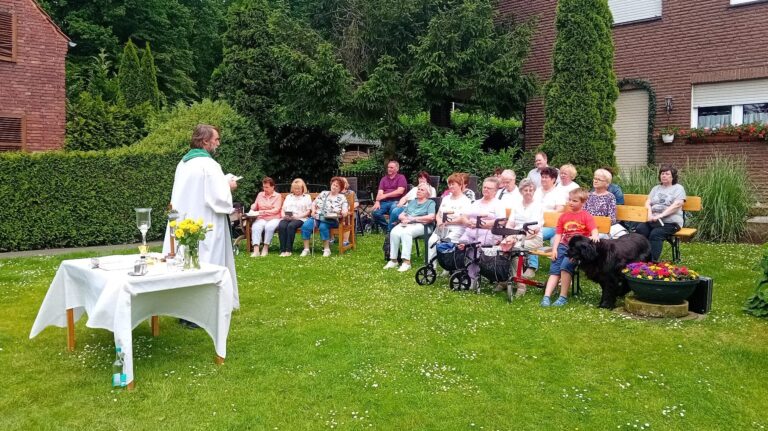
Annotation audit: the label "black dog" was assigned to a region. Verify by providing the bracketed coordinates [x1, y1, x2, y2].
[566, 234, 651, 309]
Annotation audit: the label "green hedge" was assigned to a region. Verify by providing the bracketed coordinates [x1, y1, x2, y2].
[0, 146, 176, 251]
[0, 99, 265, 252]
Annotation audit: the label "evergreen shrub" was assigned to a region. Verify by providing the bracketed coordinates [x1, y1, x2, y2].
[0, 100, 265, 251]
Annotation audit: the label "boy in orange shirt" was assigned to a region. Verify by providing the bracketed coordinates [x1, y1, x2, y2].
[541, 188, 599, 307]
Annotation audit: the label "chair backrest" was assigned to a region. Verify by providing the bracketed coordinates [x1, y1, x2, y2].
[623, 193, 701, 211]
[594, 216, 611, 234]
[468, 175, 479, 195]
[683, 196, 702, 211]
[623, 194, 646, 206]
[616, 205, 647, 223]
[428, 175, 441, 189]
[344, 177, 358, 195]
[543, 211, 562, 228]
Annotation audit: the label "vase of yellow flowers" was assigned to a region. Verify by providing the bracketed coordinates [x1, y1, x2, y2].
[170, 217, 213, 270]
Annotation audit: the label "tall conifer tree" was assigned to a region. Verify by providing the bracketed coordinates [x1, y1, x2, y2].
[117, 39, 145, 108]
[541, 0, 618, 181]
[140, 42, 162, 109]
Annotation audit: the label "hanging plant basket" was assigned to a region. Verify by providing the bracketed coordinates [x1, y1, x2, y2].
[661, 134, 675, 144]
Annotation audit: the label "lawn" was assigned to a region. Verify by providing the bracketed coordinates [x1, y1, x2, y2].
[1, 235, 767, 430]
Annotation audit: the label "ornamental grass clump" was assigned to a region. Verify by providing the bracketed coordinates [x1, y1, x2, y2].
[623, 262, 699, 282]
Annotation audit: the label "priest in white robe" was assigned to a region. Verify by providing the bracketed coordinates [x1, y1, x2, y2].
[163, 124, 240, 309]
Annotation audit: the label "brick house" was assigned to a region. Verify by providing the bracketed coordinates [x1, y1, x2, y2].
[497, 0, 768, 199]
[0, 0, 68, 152]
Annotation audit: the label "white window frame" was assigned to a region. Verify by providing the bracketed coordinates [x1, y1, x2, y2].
[691, 80, 768, 127]
[609, 0, 662, 25]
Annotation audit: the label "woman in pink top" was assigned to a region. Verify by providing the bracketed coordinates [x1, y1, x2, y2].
[250, 177, 283, 257]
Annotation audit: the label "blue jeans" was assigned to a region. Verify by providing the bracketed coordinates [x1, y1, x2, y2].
[373, 200, 398, 233]
[389, 206, 406, 227]
[301, 218, 339, 241]
[549, 244, 577, 275]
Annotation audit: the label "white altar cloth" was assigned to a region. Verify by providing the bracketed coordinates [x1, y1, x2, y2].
[30, 256, 234, 385]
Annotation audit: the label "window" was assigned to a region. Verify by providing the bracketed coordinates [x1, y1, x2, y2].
[609, 0, 662, 25]
[0, 11, 15, 62]
[0, 116, 25, 151]
[731, 0, 766, 5]
[691, 79, 768, 127]
[744, 103, 768, 124]
[697, 106, 732, 129]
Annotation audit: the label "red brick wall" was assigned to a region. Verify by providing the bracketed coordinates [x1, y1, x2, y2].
[0, 0, 67, 152]
[657, 138, 768, 202]
[497, 0, 768, 200]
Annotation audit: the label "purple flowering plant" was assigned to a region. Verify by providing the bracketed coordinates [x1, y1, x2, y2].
[623, 262, 699, 282]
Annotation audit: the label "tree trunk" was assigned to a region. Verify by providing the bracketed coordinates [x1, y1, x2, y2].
[429, 101, 452, 128]
[382, 135, 397, 161]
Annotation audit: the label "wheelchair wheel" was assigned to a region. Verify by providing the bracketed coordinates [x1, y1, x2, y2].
[449, 271, 471, 291]
[415, 266, 437, 285]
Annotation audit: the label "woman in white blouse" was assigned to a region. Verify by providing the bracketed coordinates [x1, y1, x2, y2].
[276, 178, 313, 256]
[500, 178, 543, 296]
[427, 173, 472, 264]
[556, 164, 580, 195]
[534, 166, 565, 241]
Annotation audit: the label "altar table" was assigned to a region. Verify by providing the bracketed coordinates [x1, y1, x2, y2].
[30, 255, 234, 389]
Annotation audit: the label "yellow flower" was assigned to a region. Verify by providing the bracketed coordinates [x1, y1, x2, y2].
[197, 217, 204, 225]
[207, 223, 214, 229]
[189, 225, 199, 234]
[176, 229, 185, 238]
[169, 220, 176, 228]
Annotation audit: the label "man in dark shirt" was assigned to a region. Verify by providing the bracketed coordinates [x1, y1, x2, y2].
[372, 160, 408, 232]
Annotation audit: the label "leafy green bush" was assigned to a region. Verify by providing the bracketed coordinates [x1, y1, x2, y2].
[617, 156, 755, 242]
[744, 243, 768, 318]
[0, 99, 265, 252]
[0, 146, 176, 252]
[418, 130, 522, 180]
[65, 92, 150, 151]
[135, 99, 267, 203]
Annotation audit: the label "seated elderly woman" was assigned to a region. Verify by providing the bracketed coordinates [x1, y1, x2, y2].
[584, 168, 627, 239]
[276, 178, 313, 256]
[457, 177, 507, 290]
[499, 178, 543, 297]
[383, 183, 436, 272]
[556, 164, 580, 195]
[427, 173, 473, 266]
[250, 176, 283, 257]
[636, 165, 686, 262]
[390, 171, 437, 223]
[300, 177, 350, 257]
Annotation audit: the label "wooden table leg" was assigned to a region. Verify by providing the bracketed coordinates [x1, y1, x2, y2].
[151, 316, 160, 336]
[215, 355, 225, 365]
[127, 381, 136, 391]
[66, 308, 75, 352]
[244, 217, 252, 253]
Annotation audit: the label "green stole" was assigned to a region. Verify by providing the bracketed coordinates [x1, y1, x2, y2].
[182, 148, 212, 162]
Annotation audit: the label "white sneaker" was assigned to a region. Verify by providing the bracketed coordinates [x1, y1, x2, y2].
[322, 249, 332, 257]
[300, 249, 310, 257]
[440, 270, 450, 277]
[250, 250, 259, 258]
[383, 261, 398, 269]
[523, 268, 536, 279]
[398, 263, 412, 272]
